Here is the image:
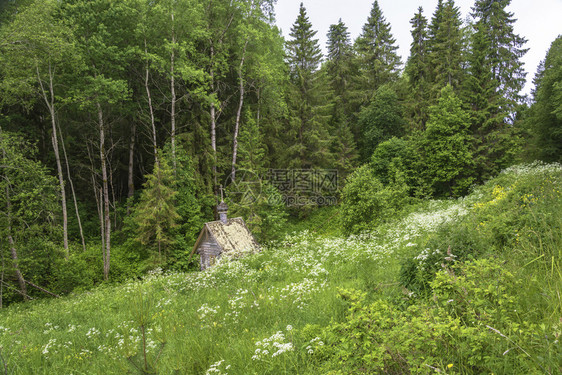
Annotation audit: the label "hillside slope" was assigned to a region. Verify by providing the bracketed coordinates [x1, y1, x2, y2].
[0, 162, 561, 374]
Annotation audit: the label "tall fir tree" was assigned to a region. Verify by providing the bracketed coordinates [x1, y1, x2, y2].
[427, 0, 465, 98]
[470, 0, 528, 113]
[405, 7, 430, 130]
[326, 19, 354, 99]
[354, 0, 401, 102]
[325, 19, 358, 175]
[284, 2, 332, 169]
[466, 0, 528, 180]
[527, 35, 562, 162]
[133, 157, 180, 259]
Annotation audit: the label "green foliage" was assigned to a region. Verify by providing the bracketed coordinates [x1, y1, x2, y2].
[420, 85, 474, 197]
[325, 19, 354, 99]
[426, 0, 465, 96]
[0, 131, 62, 304]
[402, 162, 562, 303]
[237, 109, 267, 175]
[284, 3, 333, 169]
[0, 0, 77, 108]
[470, 0, 528, 113]
[463, 0, 528, 182]
[321, 257, 559, 374]
[358, 84, 405, 161]
[325, 19, 359, 176]
[370, 137, 413, 186]
[167, 142, 210, 271]
[354, 0, 401, 99]
[339, 165, 407, 235]
[527, 35, 562, 162]
[132, 157, 180, 259]
[405, 7, 430, 130]
[228, 180, 288, 244]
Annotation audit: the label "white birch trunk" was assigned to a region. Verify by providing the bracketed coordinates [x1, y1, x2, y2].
[231, 40, 249, 182]
[145, 40, 159, 165]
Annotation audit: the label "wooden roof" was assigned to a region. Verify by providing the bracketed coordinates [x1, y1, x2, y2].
[191, 217, 260, 256]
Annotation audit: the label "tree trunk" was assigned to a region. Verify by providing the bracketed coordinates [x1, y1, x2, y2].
[256, 86, 261, 129]
[231, 40, 249, 182]
[145, 40, 159, 166]
[207, 11, 234, 193]
[58, 122, 86, 252]
[127, 123, 136, 215]
[7, 233, 28, 301]
[1, 248, 4, 308]
[210, 44, 218, 191]
[37, 64, 68, 255]
[4, 181, 28, 301]
[98, 103, 111, 280]
[170, 10, 177, 173]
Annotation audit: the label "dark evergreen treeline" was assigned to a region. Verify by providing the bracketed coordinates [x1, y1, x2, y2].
[0, 0, 560, 304]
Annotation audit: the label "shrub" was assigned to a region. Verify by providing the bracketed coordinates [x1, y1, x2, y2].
[339, 165, 408, 235]
[319, 258, 560, 374]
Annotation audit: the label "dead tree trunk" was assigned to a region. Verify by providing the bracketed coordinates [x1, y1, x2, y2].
[97, 103, 111, 280]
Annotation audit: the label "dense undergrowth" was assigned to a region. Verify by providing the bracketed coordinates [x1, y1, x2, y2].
[0, 162, 561, 374]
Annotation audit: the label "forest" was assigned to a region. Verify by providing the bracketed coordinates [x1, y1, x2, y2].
[0, 0, 561, 308]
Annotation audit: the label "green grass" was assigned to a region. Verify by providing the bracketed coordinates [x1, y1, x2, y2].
[1, 162, 561, 374]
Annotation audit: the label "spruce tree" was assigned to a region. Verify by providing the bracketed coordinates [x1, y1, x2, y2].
[166, 142, 206, 270]
[466, 0, 528, 180]
[325, 19, 358, 175]
[405, 7, 430, 130]
[471, 0, 528, 112]
[354, 1, 401, 101]
[284, 2, 332, 169]
[326, 19, 354, 99]
[427, 0, 465, 97]
[286, 3, 322, 79]
[528, 35, 562, 162]
[133, 157, 180, 259]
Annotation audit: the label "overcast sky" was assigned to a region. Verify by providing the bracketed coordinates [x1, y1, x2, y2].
[273, 0, 562, 96]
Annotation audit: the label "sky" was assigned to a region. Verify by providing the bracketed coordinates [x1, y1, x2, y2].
[273, 0, 562, 96]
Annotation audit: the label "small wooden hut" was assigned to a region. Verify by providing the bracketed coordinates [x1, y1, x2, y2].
[190, 200, 259, 270]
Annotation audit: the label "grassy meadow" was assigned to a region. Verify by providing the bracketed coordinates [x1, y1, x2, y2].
[0, 162, 561, 374]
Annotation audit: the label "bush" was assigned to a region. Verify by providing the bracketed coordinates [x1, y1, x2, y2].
[339, 165, 408, 235]
[318, 258, 560, 374]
